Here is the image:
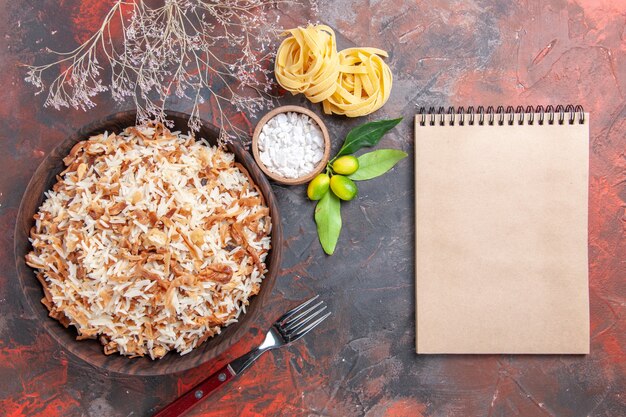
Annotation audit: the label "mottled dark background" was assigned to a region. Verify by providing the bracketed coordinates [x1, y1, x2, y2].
[1, 0, 625, 416]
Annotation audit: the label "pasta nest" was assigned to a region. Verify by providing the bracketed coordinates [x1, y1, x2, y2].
[275, 25, 393, 117]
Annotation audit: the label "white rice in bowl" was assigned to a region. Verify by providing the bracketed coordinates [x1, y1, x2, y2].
[26, 124, 272, 359]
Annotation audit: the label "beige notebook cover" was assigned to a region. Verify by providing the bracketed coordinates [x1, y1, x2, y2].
[415, 110, 589, 354]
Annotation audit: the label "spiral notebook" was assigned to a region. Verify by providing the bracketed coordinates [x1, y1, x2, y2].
[415, 106, 589, 354]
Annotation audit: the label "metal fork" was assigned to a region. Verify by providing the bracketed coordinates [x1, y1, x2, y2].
[154, 296, 330, 417]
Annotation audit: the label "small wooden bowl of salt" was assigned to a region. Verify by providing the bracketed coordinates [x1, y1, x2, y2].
[252, 105, 331, 185]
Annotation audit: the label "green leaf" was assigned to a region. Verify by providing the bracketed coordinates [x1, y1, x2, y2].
[314, 191, 342, 255]
[349, 149, 408, 181]
[336, 118, 403, 158]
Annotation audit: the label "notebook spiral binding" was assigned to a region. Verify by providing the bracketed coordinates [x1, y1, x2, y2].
[417, 105, 585, 127]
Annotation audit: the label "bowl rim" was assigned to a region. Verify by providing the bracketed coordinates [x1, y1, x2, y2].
[251, 105, 331, 185]
[13, 110, 283, 376]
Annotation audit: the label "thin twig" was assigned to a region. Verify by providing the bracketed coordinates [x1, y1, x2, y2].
[24, 0, 293, 144]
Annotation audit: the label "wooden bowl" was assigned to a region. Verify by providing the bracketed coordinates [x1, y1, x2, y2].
[251, 105, 330, 185]
[13, 110, 283, 376]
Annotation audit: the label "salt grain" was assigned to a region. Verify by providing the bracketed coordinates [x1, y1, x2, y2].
[258, 112, 324, 179]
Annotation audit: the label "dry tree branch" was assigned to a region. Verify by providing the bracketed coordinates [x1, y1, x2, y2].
[24, 0, 290, 144]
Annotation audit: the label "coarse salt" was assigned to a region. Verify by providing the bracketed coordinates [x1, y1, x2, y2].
[258, 112, 324, 179]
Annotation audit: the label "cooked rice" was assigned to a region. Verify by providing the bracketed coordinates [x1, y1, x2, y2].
[26, 123, 272, 359]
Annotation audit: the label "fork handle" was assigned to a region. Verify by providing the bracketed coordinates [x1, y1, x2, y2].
[153, 364, 236, 417]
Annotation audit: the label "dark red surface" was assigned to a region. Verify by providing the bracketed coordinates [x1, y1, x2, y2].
[1, 1, 625, 416]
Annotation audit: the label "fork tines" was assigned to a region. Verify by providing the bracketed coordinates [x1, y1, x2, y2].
[275, 295, 330, 342]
